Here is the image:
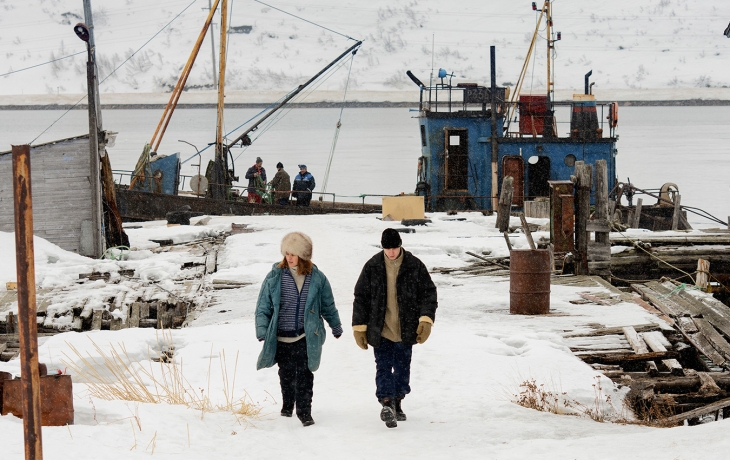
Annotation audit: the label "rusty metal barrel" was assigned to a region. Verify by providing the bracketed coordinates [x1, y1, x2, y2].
[509, 249, 551, 315]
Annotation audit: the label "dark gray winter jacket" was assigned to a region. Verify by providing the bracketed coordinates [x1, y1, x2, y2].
[352, 249, 437, 347]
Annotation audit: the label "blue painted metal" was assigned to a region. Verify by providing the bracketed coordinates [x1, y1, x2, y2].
[130, 153, 181, 195]
[414, 87, 617, 212]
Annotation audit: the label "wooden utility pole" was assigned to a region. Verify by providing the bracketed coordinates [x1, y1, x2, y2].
[12, 145, 44, 460]
[211, 0, 229, 200]
[490, 46, 499, 211]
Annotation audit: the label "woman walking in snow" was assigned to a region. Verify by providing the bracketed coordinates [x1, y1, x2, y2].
[255, 232, 343, 426]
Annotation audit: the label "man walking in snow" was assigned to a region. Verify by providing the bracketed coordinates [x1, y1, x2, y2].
[352, 228, 438, 428]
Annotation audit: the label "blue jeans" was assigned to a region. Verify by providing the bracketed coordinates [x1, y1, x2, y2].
[373, 337, 413, 401]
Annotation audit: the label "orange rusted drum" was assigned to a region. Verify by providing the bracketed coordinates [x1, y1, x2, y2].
[2, 374, 74, 426]
[510, 249, 551, 315]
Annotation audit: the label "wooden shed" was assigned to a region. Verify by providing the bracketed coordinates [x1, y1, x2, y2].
[0, 135, 104, 257]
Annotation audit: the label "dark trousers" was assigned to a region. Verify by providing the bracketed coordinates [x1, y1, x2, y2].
[276, 338, 314, 417]
[373, 337, 413, 401]
[295, 191, 311, 207]
[277, 197, 289, 205]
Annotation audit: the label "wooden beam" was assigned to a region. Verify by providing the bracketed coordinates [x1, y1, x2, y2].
[580, 350, 678, 364]
[661, 395, 730, 425]
[632, 198, 643, 229]
[519, 213, 536, 250]
[623, 326, 659, 375]
[642, 330, 684, 376]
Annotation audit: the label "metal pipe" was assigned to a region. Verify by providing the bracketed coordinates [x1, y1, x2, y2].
[226, 40, 363, 149]
[12, 144, 44, 460]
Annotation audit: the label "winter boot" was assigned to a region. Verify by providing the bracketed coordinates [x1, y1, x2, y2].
[395, 397, 407, 422]
[281, 406, 293, 417]
[380, 398, 398, 428]
[298, 413, 315, 427]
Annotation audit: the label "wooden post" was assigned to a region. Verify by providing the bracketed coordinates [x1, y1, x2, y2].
[519, 213, 536, 250]
[672, 194, 682, 231]
[632, 198, 643, 229]
[496, 176, 514, 233]
[11, 145, 44, 460]
[696, 259, 710, 291]
[574, 164, 592, 275]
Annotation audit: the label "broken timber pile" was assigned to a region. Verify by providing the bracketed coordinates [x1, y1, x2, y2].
[567, 278, 730, 424]
[0, 235, 226, 342]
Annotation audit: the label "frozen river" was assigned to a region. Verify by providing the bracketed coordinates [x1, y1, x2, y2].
[0, 106, 728, 225]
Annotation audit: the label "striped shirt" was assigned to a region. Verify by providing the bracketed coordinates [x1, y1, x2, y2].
[277, 269, 311, 341]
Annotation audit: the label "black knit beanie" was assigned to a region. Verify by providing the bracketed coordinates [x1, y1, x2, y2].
[276, 162, 283, 168]
[381, 228, 402, 249]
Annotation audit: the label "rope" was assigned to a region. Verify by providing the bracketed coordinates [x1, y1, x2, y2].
[254, 0, 358, 41]
[613, 227, 696, 283]
[321, 51, 357, 195]
[30, 0, 197, 145]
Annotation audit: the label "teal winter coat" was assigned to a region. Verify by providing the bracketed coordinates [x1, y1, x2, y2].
[255, 263, 342, 372]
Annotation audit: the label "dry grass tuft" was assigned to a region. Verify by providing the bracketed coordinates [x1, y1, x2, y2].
[61, 330, 260, 421]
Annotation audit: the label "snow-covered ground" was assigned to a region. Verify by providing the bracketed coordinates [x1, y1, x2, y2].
[2, 0, 730, 99]
[2, 212, 730, 459]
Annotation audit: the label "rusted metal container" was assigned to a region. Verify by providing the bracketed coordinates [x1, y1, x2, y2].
[2, 374, 74, 426]
[0, 371, 11, 413]
[510, 249, 551, 315]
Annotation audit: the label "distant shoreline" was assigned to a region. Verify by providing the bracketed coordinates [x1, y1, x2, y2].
[3, 99, 730, 110]
[3, 88, 730, 109]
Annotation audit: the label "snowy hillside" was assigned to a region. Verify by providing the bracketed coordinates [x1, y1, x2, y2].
[2, 0, 730, 97]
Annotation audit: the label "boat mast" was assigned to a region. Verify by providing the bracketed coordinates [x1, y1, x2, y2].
[211, 0, 229, 200]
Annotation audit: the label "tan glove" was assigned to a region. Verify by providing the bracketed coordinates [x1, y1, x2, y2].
[353, 330, 368, 350]
[416, 321, 432, 344]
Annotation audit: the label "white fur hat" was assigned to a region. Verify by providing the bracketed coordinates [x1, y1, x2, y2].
[280, 232, 313, 261]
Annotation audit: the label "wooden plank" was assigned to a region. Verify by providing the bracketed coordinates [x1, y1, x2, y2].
[631, 295, 674, 325]
[661, 395, 730, 425]
[110, 318, 123, 331]
[631, 284, 684, 318]
[693, 317, 730, 361]
[623, 326, 659, 375]
[632, 198, 643, 229]
[518, 213, 536, 250]
[0, 342, 6, 353]
[564, 323, 661, 338]
[672, 194, 681, 231]
[586, 220, 610, 233]
[129, 303, 140, 328]
[642, 330, 684, 376]
[205, 250, 218, 275]
[91, 310, 102, 331]
[685, 331, 727, 367]
[580, 351, 678, 364]
[495, 176, 514, 233]
[696, 259, 710, 290]
[623, 327, 649, 353]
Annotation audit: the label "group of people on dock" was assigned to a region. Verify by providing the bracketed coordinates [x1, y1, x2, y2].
[255, 229, 438, 428]
[245, 157, 316, 207]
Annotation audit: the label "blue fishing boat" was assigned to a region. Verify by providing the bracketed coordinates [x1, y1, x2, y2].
[409, 0, 617, 213]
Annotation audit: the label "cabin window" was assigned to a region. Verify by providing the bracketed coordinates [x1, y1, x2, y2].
[564, 154, 576, 167]
[420, 125, 427, 147]
[449, 135, 460, 146]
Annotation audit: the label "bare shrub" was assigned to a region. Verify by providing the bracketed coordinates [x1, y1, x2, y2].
[61, 331, 261, 421]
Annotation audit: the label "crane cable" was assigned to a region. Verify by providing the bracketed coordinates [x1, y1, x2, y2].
[320, 50, 357, 196]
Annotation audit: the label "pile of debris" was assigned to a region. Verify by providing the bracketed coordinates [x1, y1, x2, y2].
[566, 278, 730, 425]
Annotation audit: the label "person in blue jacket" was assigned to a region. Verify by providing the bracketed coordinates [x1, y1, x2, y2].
[292, 164, 315, 207]
[255, 231, 343, 427]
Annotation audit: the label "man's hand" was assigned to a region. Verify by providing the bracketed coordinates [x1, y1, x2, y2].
[353, 330, 368, 350]
[416, 321, 432, 344]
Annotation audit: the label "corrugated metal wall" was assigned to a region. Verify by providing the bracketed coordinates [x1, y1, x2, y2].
[0, 136, 94, 255]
